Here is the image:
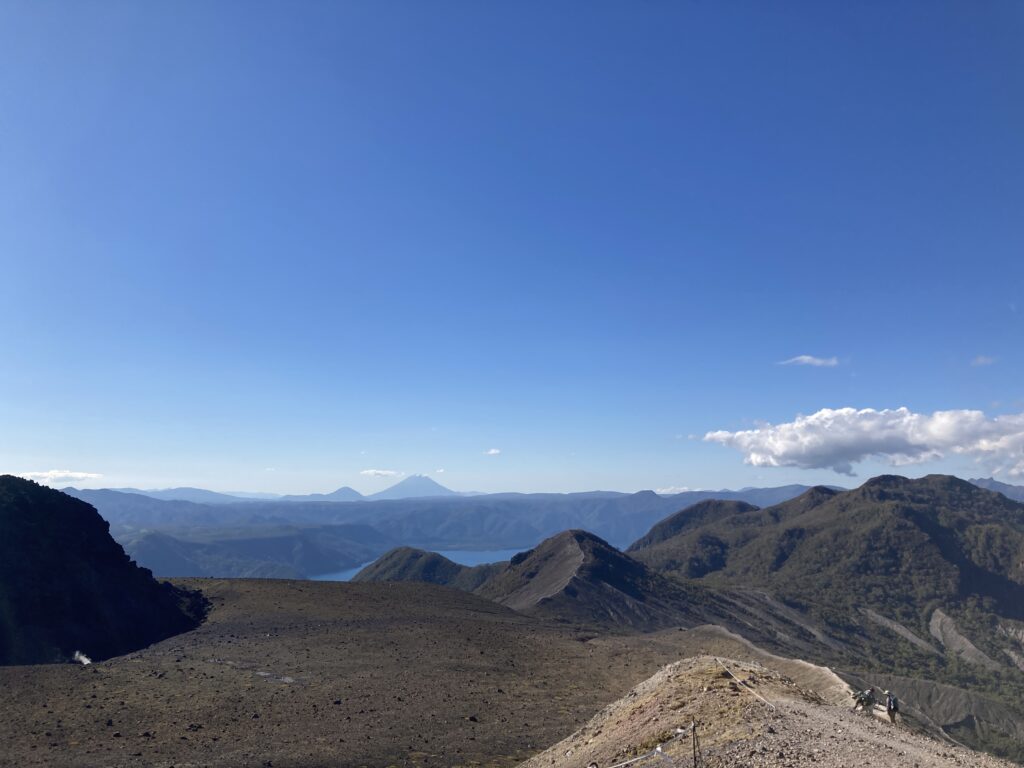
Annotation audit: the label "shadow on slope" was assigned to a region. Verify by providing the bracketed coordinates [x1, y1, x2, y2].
[0, 477, 206, 665]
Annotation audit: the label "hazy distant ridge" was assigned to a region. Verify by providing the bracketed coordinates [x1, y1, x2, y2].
[67, 482, 827, 558]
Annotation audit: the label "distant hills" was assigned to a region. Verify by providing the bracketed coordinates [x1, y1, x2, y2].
[111, 486, 256, 504]
[65, 483, 828, 565]
[473, 530, 720, 630]
[660, 483, 845, 508]
[0, 476, 205, 665]
[52, 480, 885, 582]
[119, 523, 395, 579]
[970, 477, 1024, 502]
[359, 528, 889, 647]
[61, 474, 1024, 586]
[85, 475, 1024, 508]
[356, 531, 743, 633]
[111, 474, 461, 504]
[628, 499, 760, 553]
[88, 479, 853, 510]
[279, 486, 364, 502]
[354, 546, 504, 591]
[630, 475, 1024, 627]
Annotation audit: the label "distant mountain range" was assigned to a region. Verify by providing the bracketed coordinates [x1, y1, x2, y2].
[111, 486, 255, 504]
[970, 477, 1024, 502]
[63, 483, 831, 575]
[117, 523, 396, 579]
[279, 486, 364, 503]
[101, 475, 1024, 509]
[59, 475, 1024, 587]
[355, 546, 504, 592]
[112, 474, 462, 504]
[355, 530, 781, 634]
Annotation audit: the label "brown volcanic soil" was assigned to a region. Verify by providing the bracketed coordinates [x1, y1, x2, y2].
[0, 578, 693, 768]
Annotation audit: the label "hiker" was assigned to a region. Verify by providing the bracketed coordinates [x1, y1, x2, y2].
[852, 686, 876, 712]
[885, 690, 900, 724]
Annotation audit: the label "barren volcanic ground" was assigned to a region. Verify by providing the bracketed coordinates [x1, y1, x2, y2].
[0, 578, 692, 768]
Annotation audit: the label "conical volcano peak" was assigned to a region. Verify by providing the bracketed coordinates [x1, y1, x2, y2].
[368, 475, 458, 501]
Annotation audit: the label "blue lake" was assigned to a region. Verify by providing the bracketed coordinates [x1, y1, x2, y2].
[311, 547, 528, 582]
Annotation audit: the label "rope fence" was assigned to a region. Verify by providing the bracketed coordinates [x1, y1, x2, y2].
[603, 724, 693, 768]
[713, 657, 776, 713]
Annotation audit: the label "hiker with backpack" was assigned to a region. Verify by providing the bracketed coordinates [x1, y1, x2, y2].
[885, 690, 900, 724]
[852, 686, 877, 712]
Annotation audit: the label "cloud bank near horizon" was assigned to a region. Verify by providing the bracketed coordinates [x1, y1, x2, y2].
[360, 468, 402, 478]
[16, 470, 104, 485]
[656, 486, 693, 495]
[705, 407, 1024, 477]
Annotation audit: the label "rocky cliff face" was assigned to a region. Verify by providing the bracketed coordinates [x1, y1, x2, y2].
[0, 476, 206, 665]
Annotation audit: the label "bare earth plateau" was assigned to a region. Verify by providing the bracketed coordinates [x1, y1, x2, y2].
[0, 578, 694, 768]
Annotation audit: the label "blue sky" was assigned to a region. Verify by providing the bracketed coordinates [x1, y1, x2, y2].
[1, 2, 1022, 494]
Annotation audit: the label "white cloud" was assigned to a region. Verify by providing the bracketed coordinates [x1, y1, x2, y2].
[436, 468, 445, 473]
[17, 470, 103, 485]
[484, 448, 501, 456]
[656, 486, 692, 495]
[705, 406, 1024, 478]
[360, 469, 402, 478]
[778, 355, 838, 367]
[971, 355, 996, 367]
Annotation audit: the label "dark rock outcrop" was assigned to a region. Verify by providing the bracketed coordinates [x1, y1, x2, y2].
[0, 476, 206, 665]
